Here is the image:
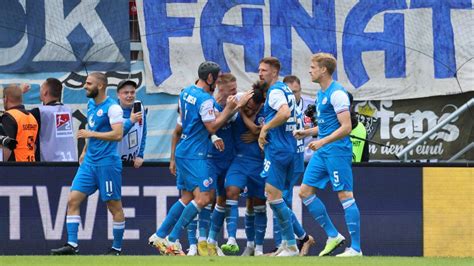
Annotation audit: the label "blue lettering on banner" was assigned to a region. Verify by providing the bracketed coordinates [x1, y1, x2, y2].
[410, 0, 472, 78]
[143, 0, 197, 86]
[201, 0, 265, 73]
[342, 0, 407, 88]
[0, 0, 130, 73]
[142, 1, 471, 90]
[270, 0, 337, 77]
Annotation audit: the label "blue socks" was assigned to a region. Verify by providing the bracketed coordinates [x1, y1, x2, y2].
[66, 215, 80, 247]
[269, 198, 296, 247]
[290, 211, 306, 239]
[254, 205, 267, 246]
[303, 195, 338, 238]
[342, 198, 361, 252]
[187, 217, 198, 245]
[244, 210, 255, 244]
[112, 221, 125, 251]
[207, 204, 226, 244]
[226, 200, 238, 240]
[198, 204, 212, 240]
[273, 216, 282, 247]
[156, 200, 186, 238]
[168, 200, 201, 242]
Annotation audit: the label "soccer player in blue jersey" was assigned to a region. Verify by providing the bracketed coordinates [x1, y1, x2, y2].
[218, 82, 267, 256]
[148, 61, 245, 255]
[294, 53, 362, 257]
[270, 75, 315, 256]
[51, 72, 125, 256]
[257, 57, 299, 256]
[203, 73, 239, 256]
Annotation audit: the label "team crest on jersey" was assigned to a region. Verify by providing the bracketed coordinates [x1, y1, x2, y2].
[203, 178, 211, 188]
[55, 112, 74, 138]
[322, 97, 328, 105]
[257, 116, 265, 125]
[96, 109, 104, 117]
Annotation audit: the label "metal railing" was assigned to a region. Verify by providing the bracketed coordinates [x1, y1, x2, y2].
[396, 97, 474, 161]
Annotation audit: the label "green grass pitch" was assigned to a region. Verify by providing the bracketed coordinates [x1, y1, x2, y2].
[1, 256, 473, 266]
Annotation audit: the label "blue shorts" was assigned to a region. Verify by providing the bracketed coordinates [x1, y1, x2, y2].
[282, 152, 304, 206]
[71, 162, 122, 202]
[261, 148, 295, 192]
[225, 156, 265, 200]
[176, 158, 211, 192]
[208, 158, 232, 197]
[302, 151, 353, 192]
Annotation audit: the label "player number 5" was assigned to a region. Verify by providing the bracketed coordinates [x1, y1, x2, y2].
[333, 171, 340, 184]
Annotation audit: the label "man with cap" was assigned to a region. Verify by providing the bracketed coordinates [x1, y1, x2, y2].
[116, 79, 147, 168]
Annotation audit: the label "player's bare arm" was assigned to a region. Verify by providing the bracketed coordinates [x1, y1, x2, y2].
[258, 104, 291, 149]
[169, 122, 182, 176]
[294, 126, 319, 139]
[77, 123, 123, 142]
[308, 111, 351, 151]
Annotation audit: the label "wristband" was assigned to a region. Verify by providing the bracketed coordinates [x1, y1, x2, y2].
[211, 134, 221, 143]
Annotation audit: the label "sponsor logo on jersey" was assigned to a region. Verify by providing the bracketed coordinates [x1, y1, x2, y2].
[88, 116, 95, 128]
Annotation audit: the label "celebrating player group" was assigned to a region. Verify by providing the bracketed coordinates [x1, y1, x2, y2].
[148, 53, 362, 257]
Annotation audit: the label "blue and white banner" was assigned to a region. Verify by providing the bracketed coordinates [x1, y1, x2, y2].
[0, 0, 130, 73]
[137, 0, 474, 100]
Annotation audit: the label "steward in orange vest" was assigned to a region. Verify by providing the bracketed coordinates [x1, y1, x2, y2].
[1, 85, 38, 162]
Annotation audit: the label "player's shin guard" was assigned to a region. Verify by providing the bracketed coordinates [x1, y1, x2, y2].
[244, 210, 255, 246]
[187, 217, 198, 246]
[207, 204, 226, 244]
[112, 221, 125, 251]
[66, 215, 80, 247]
[226, 200, 239, 240]
[168, 200, 201, 242]
[269, 199, 296, 247]
[156, 200, 186, 238]
[254, 205, 267, 247]
[198, 204, 212, 240]
[342, 198, 361, 252]
[290, 211, 306, 239]
[303, 195, 338, 238]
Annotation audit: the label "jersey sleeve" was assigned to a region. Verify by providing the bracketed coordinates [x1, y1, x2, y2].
[108, 104, 124, 125]
[268, 89, 288, 111]
[200, 98, 216, 122]
[330, 90, 350, 114]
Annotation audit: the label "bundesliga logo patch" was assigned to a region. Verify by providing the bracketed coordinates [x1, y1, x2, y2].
[55, 112, 74, 138]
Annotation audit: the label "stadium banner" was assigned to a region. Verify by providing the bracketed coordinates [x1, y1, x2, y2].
[0, 164, 422, 256]
[136, 0, 474, 100]
[0, 0, 130, 73]
[353, 92, 474, 161]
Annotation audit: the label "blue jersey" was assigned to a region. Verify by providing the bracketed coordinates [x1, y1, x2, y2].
[176, 85, 214, 159]
[207, 101, 234, 161]
[84, 97, 122, 166]
[232, 109, 265, 160]
[263, 81, 297, 152]
[315, 81, 352, 157]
